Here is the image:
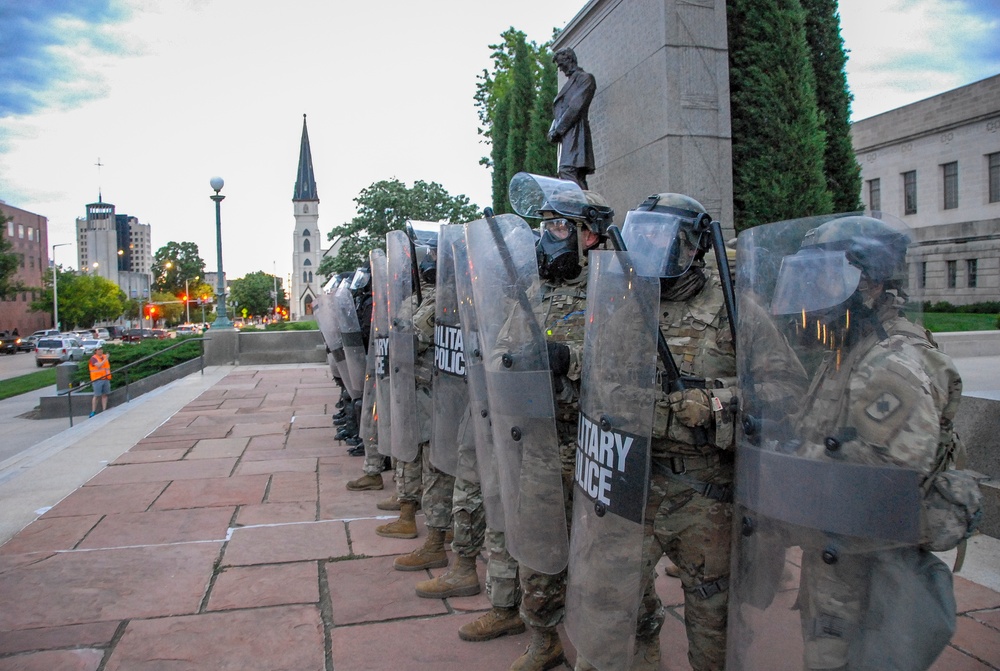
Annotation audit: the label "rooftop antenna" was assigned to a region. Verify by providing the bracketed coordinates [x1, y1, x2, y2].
[95, 157, 105, 202]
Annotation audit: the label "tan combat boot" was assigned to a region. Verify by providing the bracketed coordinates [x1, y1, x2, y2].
[509, 625, 564, 671]
[459, 606, 525, 642]
[375, 500, 418, 539]
[631, 634, 661, 671]
[346, 473, 383, 491]
[394, 526, 448, 571]
[415, 554, 481, 598]
[376, 493, 401, 511]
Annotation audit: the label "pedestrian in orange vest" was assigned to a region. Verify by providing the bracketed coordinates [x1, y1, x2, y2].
[88, 345, 111, 418]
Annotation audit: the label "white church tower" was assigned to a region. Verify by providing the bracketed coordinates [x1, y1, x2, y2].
[290, 114, 323, 319]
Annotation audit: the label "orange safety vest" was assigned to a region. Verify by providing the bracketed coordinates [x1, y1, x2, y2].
[89, 353, 111, 381]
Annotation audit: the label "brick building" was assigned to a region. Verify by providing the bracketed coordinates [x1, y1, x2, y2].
[0, 201, 52, 335]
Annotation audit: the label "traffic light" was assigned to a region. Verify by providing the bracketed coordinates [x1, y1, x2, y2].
[180, 294, 187, 302]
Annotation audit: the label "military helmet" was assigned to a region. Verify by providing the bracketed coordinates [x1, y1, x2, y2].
[801, 215, 910, 283]
[634, 193, 712, 251]
[623, 192, 713, 278]
[508, 172, 614, 236]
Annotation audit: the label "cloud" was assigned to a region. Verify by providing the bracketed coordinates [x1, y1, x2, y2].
[0, 0, 134, 119]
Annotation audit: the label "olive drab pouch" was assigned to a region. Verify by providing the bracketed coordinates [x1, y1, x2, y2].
[920, 468, 983, 553]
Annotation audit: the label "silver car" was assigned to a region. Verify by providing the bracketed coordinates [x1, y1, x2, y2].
[80, 339, 106, 356]
[35, 337, 86, 367]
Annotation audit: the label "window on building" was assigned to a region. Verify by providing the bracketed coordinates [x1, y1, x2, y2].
[868, 178, 881, 211]
[303, 271, 308, 283]
[918, 261, 927, 289]
[303, 238, 311, 253]
[302, 229, 311, 236]
[17, 224, 23, 238]
[942, 162, 958, 209]
[947, 260, 957, 288]
[903, 170, 917, 214]
[6, 221, 12, 236]
[308, 271, 313, 283]
[990, 153, 1000, 204]
[968, 259, 978, 288]
[303, 258, 312, 266]
[27, 227, 33, 241]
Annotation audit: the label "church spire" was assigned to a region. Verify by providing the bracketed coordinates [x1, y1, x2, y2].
[293, 114, 318, 202]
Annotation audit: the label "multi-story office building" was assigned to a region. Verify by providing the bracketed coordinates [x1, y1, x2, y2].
[0, 201, 51, 334]
[76, 198, 153, 302]
[852, 74, 1000, 305]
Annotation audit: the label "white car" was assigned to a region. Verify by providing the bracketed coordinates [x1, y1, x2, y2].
[80, 339, 106, 355]
[35, 337, 86, 367]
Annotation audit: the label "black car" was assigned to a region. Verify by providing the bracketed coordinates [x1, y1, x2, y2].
[123, 328, 156, 343]
[0, 331, 21, 355]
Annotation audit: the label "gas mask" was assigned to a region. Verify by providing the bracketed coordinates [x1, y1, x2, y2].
[536, 217, 581, 281]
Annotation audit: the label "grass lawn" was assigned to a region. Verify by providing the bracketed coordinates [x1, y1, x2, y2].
[919, 312, 998, 332]
[0, 368, 58, 401]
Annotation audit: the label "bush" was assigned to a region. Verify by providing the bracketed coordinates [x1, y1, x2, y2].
[263, 320, 318, 332]
[73, 337, 203, 391]
[922, 300, 1000, 314]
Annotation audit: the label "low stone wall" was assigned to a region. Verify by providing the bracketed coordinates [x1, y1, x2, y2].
[954, 396, 1000, 539]
[934, 330, 1000, 357]
[204, 329, 326, 366]
[39, 356, 204, 419]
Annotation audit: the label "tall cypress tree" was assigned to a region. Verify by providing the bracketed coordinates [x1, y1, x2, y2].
[525, 44, 558, 176]
[801, 0, 862, 211]
[504, 32, 535, 184]
[727, 0, 832, 231]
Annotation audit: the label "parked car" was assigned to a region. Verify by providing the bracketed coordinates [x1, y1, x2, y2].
[151, 329, 170, 339]
[35, 337, 85, 367]
[30, 329, 61, 340]
[175, 324, 201, 336]
[0, 331, 21, 355]
[80, 339, 106, 355]
[122, 328, 156, 343]
[94, 328, 111, 340]
[19, 334, 40, 352]
[105, 326, 125, 340]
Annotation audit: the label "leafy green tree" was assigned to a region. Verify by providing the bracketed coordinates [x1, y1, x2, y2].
[152, 241, 206, 292]
[476, 28, 559, 213]
[727, 0, 833, 231]
[229, 271, 287, 319]
[0, 212, 27, 300]
[150, 290, 184, 326]
[320, 179, 480, 275]
[801, 0, 863, 211]
[31, 270, 125, 328]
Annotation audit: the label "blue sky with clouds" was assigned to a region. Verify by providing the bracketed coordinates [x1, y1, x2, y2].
[1, 0, 998, 281]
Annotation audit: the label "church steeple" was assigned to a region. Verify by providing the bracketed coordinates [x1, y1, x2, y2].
[293, 114, 318, 202]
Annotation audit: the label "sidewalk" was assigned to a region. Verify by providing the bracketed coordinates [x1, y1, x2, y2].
[0, 364, 997, 670]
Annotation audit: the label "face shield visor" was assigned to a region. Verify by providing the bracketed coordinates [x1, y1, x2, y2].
[350, 268, 370, 292]
[509, 172, 589, 220]
[620, 210, 702, 278]
[769, 248, 863, 316]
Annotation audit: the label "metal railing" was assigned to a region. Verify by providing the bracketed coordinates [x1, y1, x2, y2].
[59, 337, 206, 427]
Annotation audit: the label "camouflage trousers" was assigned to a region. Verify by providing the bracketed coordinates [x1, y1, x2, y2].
[394, 443, 425, 503]
[486, 527, 520, 609]
[362, 434, 384, 476]
[451, 475, 485, 558]
[421, 447, 455, 530]
[518, 426, 577, 629]
[636, 459, 733, 671]
[798, 549, 869, 669]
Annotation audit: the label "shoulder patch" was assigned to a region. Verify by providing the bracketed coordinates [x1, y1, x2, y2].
[865, 392, 902, 422]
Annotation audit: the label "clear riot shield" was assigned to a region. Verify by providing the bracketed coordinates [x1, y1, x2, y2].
[359, 313, 379, 452]
[429, 224, 469, 476]
[334, 280, 366, 398]
[386, 230, 420, 462]
[453, 236, 502, 528]
[565, 250, 657, 671]
[370, 249, 392, 454]
[466, 213, 567, 574]
[727, 214, 931, 671]
[314, 293, 347, 383]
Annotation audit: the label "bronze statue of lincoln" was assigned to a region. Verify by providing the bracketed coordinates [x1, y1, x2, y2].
[548, 47, 596, 189]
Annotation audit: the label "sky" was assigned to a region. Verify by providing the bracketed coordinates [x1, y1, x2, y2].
[1, 0, 999, 285]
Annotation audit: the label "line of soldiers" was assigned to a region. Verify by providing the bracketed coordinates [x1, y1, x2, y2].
[316, 171, 977, 671]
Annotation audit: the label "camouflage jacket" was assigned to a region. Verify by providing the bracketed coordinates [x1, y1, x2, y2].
[652, 260, 737, 458]
[540, 266, 588, 420]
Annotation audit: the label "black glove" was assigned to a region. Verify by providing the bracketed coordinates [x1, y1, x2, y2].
[547, 341, 571, 377]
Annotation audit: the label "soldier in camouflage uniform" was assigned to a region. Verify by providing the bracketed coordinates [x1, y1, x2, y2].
[767, 215, 963, 671]
[376, 241, 438, 540]
[622, 194, 738, 671]
[507, 184, 614, 671]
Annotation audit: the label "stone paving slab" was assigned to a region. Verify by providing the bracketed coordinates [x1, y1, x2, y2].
[77, 507, 234, 549]
[151, 474, 269, 510]
[40, 482, 167, 518]
[221, 519, 350, 566]
[0, 620, 120, 655]
[207, 561, 319, 611]
[0, 648, 104, 671]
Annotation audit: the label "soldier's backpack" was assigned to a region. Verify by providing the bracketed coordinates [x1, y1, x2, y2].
[919, 431, 983, 558]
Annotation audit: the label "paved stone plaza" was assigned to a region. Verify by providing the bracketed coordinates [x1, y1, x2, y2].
[0, 365, 997, 670]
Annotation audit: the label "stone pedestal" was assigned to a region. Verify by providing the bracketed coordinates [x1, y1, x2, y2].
[204, 329, 239, 366]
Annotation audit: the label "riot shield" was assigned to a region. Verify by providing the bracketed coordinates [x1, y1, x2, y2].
[334, 280, 366, 398]
[453, 236, 502, 528]
[314, 292, 348, 383]
[727, 213, 929, 671]
[386, 230, 420, 462]
[429, 224, 469, 476]
[370, 249, 392, 454]
[565, 250, 657, 671]
[359, 312, 380, 452]
[465, 213, 567, 574]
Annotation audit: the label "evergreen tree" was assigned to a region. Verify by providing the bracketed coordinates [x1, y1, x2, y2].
[801, 0, 862, 211]
[504, 32, 535, 190]
[525, 45, 558, 176]
[727, 0, 833, 231]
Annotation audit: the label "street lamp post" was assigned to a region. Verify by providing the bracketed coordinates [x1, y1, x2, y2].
[210, 176, 233, 329]
[185, 278, 191, 325]
[51, 243, 72, 331]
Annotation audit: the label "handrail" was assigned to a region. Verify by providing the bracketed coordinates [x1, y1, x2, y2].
[59, 337, 206, 427]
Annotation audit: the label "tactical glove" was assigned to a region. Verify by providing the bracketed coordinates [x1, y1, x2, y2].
[546, 341, 571, 377]
[667, 388, 713, 428]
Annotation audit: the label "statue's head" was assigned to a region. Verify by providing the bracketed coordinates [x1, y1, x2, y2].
[553, 48, 578, 74]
